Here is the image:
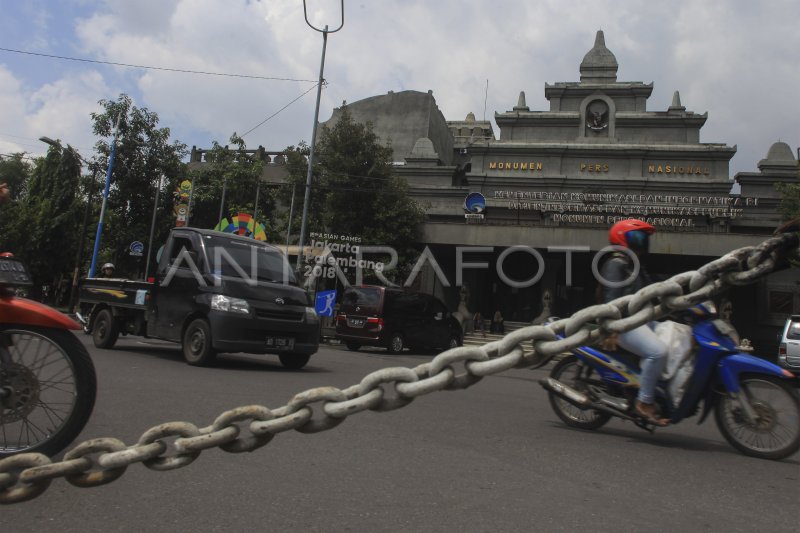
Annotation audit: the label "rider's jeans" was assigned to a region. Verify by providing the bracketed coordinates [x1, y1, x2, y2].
[617, 322, 668, 404]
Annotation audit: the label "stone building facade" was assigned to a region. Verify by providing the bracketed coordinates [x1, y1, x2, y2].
[322, 31, 798, 352]
[191, 31, 799, 354]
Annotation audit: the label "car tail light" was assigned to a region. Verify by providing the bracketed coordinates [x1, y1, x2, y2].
[366, 317, 384, 329]
[336, 313, 346, 323]
[779, 343, 788, 366]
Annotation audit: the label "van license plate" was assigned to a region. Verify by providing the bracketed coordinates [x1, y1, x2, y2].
[265, 336, 294, 350]
[348, 318, 366, 328]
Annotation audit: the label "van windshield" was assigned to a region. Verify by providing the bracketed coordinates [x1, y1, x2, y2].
[342, 287, 382, 307]
[205, 236, 297, 285]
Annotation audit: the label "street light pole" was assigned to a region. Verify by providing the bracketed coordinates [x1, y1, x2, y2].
[69, 168, 98, 308]
[296, 0, 344, 270]
[89, 114, 122, 278]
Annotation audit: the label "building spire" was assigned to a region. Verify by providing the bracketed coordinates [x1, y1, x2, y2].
[668, 90, 686, 113]
[580, 30, 618, 83]
[595, 30, 606, 48]
[513, 91, 529, 111]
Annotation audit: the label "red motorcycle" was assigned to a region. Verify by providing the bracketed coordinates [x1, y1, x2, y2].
[0, 253, 96, 457]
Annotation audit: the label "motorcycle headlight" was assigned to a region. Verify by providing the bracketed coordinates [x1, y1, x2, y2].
[211, 294, 250, 314]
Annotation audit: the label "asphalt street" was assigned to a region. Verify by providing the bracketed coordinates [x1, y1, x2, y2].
[4, 334, 799, 532]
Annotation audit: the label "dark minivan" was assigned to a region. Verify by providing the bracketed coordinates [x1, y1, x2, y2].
[79, 228, 319, 369]
[335, 285, 462, 353]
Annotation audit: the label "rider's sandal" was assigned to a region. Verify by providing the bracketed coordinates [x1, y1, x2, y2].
[635, 403, 669, 427]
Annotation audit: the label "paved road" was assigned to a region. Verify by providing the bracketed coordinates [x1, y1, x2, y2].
[4, 335, 799, 532]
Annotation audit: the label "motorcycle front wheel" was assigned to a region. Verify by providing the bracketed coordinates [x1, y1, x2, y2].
[0, 326, 97, 458]
[715, 375, 800, 461]
[547, 354, 611, 430]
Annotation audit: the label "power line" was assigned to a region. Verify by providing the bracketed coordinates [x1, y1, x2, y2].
[0, 47, 316, 82]
[239, 82, 322, 138]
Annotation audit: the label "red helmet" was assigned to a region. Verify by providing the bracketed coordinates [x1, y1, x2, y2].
[609, 219, 655, 251]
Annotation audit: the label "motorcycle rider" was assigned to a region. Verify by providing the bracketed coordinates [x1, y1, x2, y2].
[100, 263, 115, 278]
[600, 219, 670, 426]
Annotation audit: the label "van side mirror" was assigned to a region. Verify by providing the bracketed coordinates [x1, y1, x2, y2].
[435, 311, 443, 320]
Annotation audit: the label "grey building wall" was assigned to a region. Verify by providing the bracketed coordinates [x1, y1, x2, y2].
[319, 90, 454, 166]
[732, 141, 799, 232]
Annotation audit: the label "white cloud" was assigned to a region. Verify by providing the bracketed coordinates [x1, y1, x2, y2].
[27, 71, 111, 150]
[0, 66, 108, 156]
[0, 67, 31, 155]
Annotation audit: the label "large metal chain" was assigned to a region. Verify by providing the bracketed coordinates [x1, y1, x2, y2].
[1, 232, 797, 504]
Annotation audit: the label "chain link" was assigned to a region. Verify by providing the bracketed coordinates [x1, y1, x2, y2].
[1, 232, 797, 504]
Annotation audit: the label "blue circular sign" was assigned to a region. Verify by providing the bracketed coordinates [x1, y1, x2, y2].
[130, 241, 145, 256]
[464, 192, 486, 214]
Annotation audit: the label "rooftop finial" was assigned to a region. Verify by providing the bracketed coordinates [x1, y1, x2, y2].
[595, 30, 606, 47]
[513, 91, 529, 111]
[668, 90, 686, 114]
[580, 30, 618, 83]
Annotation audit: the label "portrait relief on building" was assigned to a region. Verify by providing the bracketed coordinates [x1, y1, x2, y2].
[585, 100, 609, 136]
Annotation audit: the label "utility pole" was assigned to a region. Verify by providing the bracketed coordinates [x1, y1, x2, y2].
[144, 174, 163, 281]
[296, 0, 344, 270]
[286, 183, 296, 248]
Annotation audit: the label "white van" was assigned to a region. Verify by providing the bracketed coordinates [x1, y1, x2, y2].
[777, 315, 800, 370]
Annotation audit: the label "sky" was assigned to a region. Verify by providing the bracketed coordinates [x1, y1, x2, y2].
[0, 0, 798, 177]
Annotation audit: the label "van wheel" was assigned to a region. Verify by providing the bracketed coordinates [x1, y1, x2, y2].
[346, 342, 361, 351]
[92, 309, 119, 349]
[279, 353, 310, 370]
[387, 333, 404, 354]
[183, 318, 216, 366]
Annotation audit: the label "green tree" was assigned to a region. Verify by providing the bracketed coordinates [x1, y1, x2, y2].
[0, 153, 34, 260]
[776, 181, 800, 221]
[90, 94, 188, 277]
[0, 153, 31, 202]
[186, 134, 271, 233]
[0, 146, 84, 300]
[280, 106, 425, 283]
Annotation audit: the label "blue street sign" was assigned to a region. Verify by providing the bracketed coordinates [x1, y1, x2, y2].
[130, 240, 145, 256]
[315, 289, 337, 317]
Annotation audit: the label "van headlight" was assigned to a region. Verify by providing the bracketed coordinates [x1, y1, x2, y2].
[211, 294, 250, 314]
[305, 306, 319, 322]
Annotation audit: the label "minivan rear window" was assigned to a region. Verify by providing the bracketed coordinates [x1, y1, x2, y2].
[342, 287, 382, 307]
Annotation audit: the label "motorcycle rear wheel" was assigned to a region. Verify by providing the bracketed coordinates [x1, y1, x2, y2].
[714, 375, 800, 461]
[0, 326, 97, 458]
[547, 354, 611, 430]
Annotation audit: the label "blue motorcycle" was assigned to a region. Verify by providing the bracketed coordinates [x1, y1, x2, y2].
[540, 302, 800, 460]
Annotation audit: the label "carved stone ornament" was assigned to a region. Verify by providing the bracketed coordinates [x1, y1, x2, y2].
[586, 100, 609, 131]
